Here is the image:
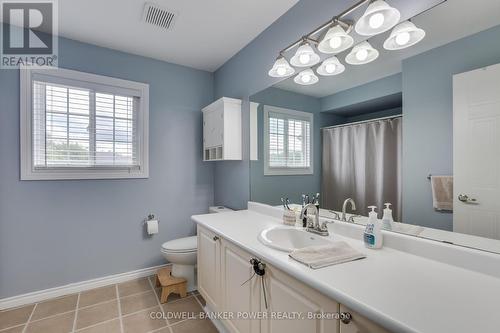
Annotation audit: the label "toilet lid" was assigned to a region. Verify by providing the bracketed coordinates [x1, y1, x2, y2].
[161, 236, 197, 252]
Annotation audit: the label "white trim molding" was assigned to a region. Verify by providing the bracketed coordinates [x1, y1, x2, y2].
[20, 66, 150, 180]
[0, 264, 169, 310]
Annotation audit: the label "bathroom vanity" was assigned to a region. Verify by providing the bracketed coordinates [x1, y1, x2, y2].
[192, 203, 500, 333]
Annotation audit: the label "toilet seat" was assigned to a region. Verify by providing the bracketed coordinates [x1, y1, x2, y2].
[161, 236, 197, 253]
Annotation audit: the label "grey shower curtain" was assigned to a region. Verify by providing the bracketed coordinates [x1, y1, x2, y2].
[322, 117, 402, 221]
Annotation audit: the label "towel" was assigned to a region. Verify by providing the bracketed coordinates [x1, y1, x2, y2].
[289, 242, 365, 269]
[431, 176, 453, 211]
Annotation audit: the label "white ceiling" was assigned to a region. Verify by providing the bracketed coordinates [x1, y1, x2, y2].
[274, 0, 500, 97]
[51, 0, 299, 72]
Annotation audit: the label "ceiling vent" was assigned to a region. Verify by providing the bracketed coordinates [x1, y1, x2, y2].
[142, 2, 177, 30]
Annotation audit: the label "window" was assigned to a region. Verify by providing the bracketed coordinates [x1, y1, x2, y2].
[21, 67, 149, 180]
[263, 105, 313, 175]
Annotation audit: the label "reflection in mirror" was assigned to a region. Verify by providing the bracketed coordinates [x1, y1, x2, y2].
[250, 0, 500, 253]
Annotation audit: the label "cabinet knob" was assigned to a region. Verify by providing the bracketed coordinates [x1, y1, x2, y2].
[213, 235, 219, 241]
[340, 312, 352, 324]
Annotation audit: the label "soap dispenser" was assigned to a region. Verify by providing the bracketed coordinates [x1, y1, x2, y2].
[381, 203, 394, 231]
[364, 206, 383, 249]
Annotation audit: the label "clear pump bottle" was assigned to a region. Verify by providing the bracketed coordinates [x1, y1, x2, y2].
[381, 203, 394, 231]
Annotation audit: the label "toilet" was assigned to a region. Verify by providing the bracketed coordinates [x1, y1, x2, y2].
[161, 206, 233, 291]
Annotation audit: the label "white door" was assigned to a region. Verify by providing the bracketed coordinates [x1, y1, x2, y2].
[221, 240, 261, 333]
[197, 226, 221, 310]
[453, 63, 500, 239]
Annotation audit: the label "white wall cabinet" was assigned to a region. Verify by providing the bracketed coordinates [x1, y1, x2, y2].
[202, 97, 242, 161]
[197, 225, 391, 333]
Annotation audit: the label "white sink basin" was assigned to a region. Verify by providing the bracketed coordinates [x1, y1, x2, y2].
[258, 226, 332, 252]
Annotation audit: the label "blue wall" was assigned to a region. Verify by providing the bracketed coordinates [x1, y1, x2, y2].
[250, 85, 401, 207]
[402, 24, 500, 230]
[0, 36, 214, 298]
[212, 0, 437, 209]
[321, 73, 402, 113]
[342, 107, 402, 123]
[250, 87, 339, 205]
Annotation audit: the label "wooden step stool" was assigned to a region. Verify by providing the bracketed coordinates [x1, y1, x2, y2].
[155, 267, 187, 303]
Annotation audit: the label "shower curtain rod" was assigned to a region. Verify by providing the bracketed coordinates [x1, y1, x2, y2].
[321, 114, 402, 130]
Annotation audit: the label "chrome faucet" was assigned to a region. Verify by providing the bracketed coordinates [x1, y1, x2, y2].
[300, 203, 329, 236]
[341, 198, 357, 222]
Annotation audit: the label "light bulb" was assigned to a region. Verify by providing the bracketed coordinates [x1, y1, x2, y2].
[325, 63, 336, 74]
[395, 31, 411, 46]
[299, 53, 311, 64]
[329, 36, 342, 49]
[356, 49, 368, 61]
[369, 13, 385, 29]
[276, 67, 287, 76]
[301, 74, 311, 83]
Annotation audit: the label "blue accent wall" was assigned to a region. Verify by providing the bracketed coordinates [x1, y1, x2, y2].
[212, 0, 439, 209]
[250, 87, 344, 205]
[320, 73, 402, 113]
[402, 24, 500, 230]
[249, 85, 401, 207]
[212, 0, 345, 210]
[0, 35, 214, 298]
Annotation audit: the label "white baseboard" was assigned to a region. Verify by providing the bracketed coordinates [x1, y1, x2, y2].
[0, 264, 170, 310]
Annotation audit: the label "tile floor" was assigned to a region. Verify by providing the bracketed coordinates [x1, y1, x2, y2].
[0, 276, 217, 333]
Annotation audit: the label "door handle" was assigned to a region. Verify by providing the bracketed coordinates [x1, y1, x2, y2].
[458, 194, 478, 204]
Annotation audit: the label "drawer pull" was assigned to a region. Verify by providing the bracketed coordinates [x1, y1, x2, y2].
[340, 312, 352, 324]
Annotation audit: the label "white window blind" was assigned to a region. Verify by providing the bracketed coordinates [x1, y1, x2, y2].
[264, 106, 313, 175]
[33, 81, 138, 169]
[21, 67, 149, 180]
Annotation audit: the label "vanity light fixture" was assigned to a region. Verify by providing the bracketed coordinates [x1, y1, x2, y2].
[268, 55, 295, 77]
[294, 69, 319, 85]
[316, 56, 345, 76]
[355, 0, 401, 36]
[383, 20, 426, 50]
[345, 41, 379, 65]
[317, 23, 354, 54]
[267, 0, 445, 85]
[290, 41, 321, 68]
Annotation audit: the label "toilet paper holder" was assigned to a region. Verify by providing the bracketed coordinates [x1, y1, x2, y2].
[143, 214, 160, 225]
[143, 214, 160, 236]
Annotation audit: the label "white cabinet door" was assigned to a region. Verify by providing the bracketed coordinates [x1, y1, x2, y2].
[221, 240, 261, 333]
[453, 63, 500, 239]
[203, 108, 224, 149]
[262, 264, 339, 333]
[197, 226, 221, 311]
[339, 305, 390, 333]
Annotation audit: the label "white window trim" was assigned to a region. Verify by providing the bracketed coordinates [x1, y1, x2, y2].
[263, 105, 313, 176]
[20, 67, 149, 180]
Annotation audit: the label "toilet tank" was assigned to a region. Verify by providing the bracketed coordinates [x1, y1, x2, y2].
[209, 206, 233, 214]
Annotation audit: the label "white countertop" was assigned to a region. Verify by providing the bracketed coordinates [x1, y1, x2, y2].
[192, 208, 500, 333]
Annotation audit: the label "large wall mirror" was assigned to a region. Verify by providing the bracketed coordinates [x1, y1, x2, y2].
[249, 0, 500, 254]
